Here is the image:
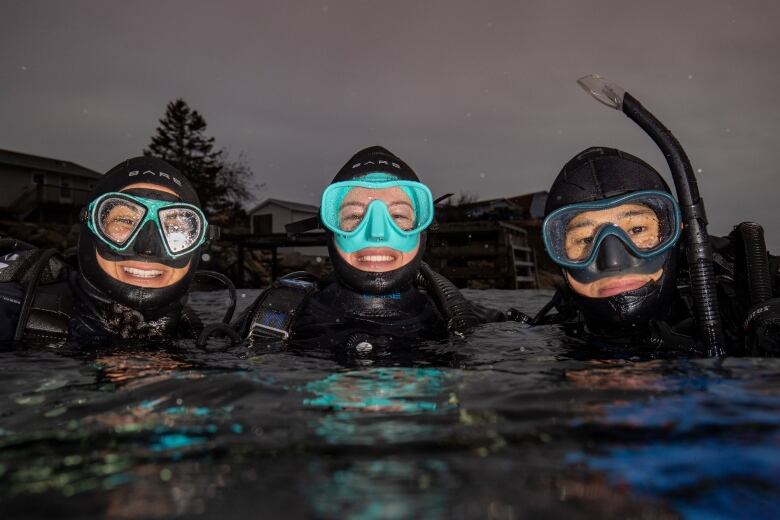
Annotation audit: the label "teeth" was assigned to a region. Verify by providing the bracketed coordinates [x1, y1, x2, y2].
[123, 266, 163, 278]
[358, 255, 395, 262]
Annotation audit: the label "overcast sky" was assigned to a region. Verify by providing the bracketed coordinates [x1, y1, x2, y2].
[3, 0, 780, 247]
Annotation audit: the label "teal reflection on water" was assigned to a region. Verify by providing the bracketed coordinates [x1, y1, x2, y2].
[302, 368, 455, 519]
[306, 458, 450, 520]
[302, 367, 454, 445]
[303, 367, 447, 412]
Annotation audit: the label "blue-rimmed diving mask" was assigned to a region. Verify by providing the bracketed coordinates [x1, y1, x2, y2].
[84, 192, 212, 259]
[542, 190, 682, 272]
[320, 173, 434, 254]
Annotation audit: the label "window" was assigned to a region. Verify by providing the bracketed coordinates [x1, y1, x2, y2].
[252, 214, 272, 235]
[31, 172, 44, 184]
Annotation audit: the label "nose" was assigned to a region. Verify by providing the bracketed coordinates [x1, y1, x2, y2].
[595, 234, 633, 272]
[132, 221, 163, 257]
[369, 207, 387, 240]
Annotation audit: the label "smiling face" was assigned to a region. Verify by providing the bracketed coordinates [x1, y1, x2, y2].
[564, 203, 664, 298]
[335, 186, 420, 272]
[94, 182, 192, 288]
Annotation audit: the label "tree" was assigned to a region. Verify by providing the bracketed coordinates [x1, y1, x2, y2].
[144, 99, 253, 220]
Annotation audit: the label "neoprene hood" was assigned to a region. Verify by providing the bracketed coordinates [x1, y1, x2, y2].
[546, 147, 679, 333]
[78, 156, 202, 311]
[326, 146, 427, 294]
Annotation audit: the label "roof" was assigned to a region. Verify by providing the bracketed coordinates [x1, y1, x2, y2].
[0, 148, 102, 179]
[249, 197, 319, 215]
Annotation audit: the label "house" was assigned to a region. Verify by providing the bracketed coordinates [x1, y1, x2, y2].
[0, 149, 102, 223]
[247, 198, 326, 256]
[435, 191, 548, 223]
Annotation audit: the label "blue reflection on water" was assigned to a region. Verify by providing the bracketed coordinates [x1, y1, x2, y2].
[569, 376, 780, 520]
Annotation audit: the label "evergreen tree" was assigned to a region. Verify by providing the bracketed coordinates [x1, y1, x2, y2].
[144, 99, 252, 220]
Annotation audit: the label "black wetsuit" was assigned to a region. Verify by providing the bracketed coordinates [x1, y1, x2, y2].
[0, 248, 200, 343]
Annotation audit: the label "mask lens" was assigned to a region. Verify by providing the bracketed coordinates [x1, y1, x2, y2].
[543, 191, 680, 267]
[96, 197, 146, 246]
[322, 180, 433, 235]
[158, 207, 203, 253]
[564, 203, 662, 261]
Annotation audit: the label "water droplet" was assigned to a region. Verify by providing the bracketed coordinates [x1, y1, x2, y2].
[160, 468, 172, 481]
[201, 253, 211, 262]
[697, 168, 703, 173]
[479, 172, 486, 179]
[688, 74, 694, 80]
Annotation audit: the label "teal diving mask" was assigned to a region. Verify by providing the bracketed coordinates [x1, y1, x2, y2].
[84, 192, 210, 259]
[320, 174, 434, 254]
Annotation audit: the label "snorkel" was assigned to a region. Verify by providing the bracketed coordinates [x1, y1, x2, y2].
[577, 74, 725, 356]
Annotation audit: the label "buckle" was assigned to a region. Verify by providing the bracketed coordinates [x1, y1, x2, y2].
[249, 321, 290, 341]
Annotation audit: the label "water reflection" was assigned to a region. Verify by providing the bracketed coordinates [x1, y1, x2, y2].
[302, 367, 455, 519]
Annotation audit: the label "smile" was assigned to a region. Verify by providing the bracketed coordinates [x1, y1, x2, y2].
[122, 266, 164, 278]
[357, 254, 396, 263]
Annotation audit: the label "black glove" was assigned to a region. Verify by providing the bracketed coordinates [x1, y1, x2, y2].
[744, 299, 780, 356]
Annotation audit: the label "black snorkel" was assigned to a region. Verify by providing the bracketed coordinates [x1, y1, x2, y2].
[576, 74, 726, 356]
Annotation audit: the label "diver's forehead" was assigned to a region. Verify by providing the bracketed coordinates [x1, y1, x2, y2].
[341, 186, 411, 204]
[120, 182, 180, 201]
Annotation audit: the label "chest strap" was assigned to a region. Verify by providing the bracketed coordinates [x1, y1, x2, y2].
[247, 272, 317, 341]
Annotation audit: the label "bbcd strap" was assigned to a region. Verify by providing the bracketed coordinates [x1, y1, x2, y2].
[247, 272, 317, 341]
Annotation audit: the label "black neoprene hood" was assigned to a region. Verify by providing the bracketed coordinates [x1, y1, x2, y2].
[77, 156, 203, 312]
[545, 147, 671, 214]
[546, 147, 679, 333]
[326, 146, 427, 295]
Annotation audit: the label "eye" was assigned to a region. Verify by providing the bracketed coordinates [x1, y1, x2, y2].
[629, 226, 646, 235]
[578, 236, 594, 245]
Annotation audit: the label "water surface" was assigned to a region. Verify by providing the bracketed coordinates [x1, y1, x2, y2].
[0, 289, 778, 519]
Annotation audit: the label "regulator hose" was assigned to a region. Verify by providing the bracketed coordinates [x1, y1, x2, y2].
[14, 248, 59, 341]
[416, 262, 482, 333]
[194, 270, 237, 324]
[621, 93, 726, 356]
[734, 222, 772, 306]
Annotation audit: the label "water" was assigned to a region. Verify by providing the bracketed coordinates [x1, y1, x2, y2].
[1, 289, 779, 519]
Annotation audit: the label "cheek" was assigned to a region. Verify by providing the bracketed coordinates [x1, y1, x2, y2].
[163, 262, 192, 284]
[398, 243, 420, 267]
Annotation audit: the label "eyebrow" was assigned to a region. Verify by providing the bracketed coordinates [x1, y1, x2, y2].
[566, 208, 655, 231]
[340, 200, 413, 210]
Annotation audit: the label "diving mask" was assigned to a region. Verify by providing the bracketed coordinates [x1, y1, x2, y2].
[542, 190, 681, 269]
[84, 192, 212, 259]
[320, 175, 434, 254]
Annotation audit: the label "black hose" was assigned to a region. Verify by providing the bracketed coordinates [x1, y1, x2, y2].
[194, 270, 237, 324]
[622, 93, 726, 356]
[196, 323, 241, 348]
[735, 222, 772, 306]
[14, 249, 58, 341]
[417, 262, 482, 332]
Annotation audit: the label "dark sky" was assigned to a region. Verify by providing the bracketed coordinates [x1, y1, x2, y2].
[3, 0, 780, 247]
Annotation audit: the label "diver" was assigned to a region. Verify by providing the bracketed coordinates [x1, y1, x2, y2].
[515, 146, 780, 356]
[508, 75, 780, 357]
[233, 146, 495, 351]
[0, 156, 226, 342]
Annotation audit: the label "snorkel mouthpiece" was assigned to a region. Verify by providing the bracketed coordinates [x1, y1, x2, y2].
[577, 74, 725, 355]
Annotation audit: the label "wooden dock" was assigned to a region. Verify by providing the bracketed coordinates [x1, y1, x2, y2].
[221, 220, 540, 289]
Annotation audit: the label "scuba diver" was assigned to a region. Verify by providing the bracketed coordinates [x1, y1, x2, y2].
[0, 156, 225, 342]
[233, 146, 496, 351]
[513, 75, 780, 356]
